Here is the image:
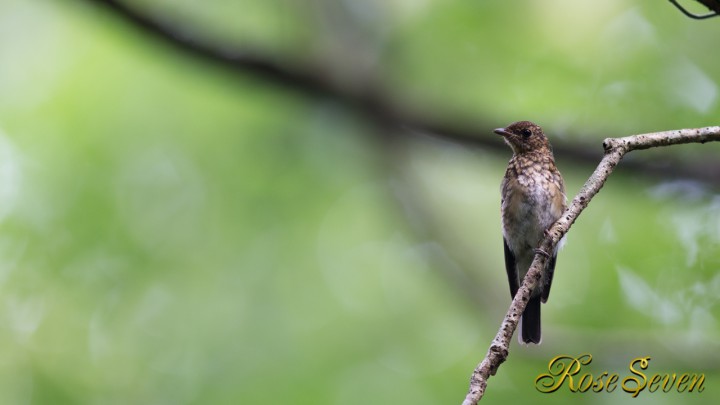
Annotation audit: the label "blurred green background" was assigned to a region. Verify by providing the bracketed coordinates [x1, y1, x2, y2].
[0, 0, 718, 404]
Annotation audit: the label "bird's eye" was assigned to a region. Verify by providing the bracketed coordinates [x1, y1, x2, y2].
[521, 128, 532, 138]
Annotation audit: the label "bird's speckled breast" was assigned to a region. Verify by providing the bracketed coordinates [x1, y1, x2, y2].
[501, 153, 565, 253]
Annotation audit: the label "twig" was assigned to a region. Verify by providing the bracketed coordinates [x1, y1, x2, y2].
[668, 0, 720, 19]
[462, 126, 720, 404]
[70, 2, 720, 399]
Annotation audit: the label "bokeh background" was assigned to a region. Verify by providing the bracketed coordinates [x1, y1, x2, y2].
[0, 0, 718, 404]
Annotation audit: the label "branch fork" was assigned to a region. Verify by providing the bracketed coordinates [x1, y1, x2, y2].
[462, 126, 720, 405]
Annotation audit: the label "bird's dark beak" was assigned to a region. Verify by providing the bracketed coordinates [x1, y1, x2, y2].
[494, 128, 511, 137]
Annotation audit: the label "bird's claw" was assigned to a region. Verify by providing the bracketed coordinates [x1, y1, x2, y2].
[534, 248, 550, 258]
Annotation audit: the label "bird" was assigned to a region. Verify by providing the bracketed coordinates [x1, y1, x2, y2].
[495, 121, 566, 345]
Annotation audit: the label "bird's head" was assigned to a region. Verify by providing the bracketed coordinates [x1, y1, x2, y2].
[494, 121, 551, 155]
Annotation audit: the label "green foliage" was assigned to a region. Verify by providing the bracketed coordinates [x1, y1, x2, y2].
[0, 0, 717, 404]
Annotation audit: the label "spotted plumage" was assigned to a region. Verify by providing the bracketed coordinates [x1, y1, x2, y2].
[495, 121, 566, 345]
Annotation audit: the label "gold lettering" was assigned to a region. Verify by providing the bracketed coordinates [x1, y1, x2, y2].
[536, 355, 704, 395]
[535, 354, 592, 393]
[606, 374, 618, 392]
[592, 372, 608, 392]
[647, 374, 661, 393]
[661, 374, 677, 393]
[577, 373, 593, 392]
[687, 374, 705, 392]
[676, 374, 690, 392]
[622, 356, 650, 398]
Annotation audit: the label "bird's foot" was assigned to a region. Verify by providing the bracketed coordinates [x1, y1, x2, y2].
[534, 248, 550, 258]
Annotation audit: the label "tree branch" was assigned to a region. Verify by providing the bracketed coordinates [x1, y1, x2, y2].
[462, 126, 720, 405]
[80, 0, 720, 188]
[72, 3, 720, 399]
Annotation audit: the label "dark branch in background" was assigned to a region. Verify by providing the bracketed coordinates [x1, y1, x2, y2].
[85, 0, 720, 188]
[78, 1, 720, 402]
[461, 126, 720, 405]
[669, 0, 720, 19]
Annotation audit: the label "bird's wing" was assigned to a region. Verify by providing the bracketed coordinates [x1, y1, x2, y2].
[503, 237, 519, 299]
[543, 171, 565, 303]
[541, 253, 556, 303]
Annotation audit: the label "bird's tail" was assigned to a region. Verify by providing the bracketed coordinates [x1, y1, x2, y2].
[519, 296, 542, 344]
